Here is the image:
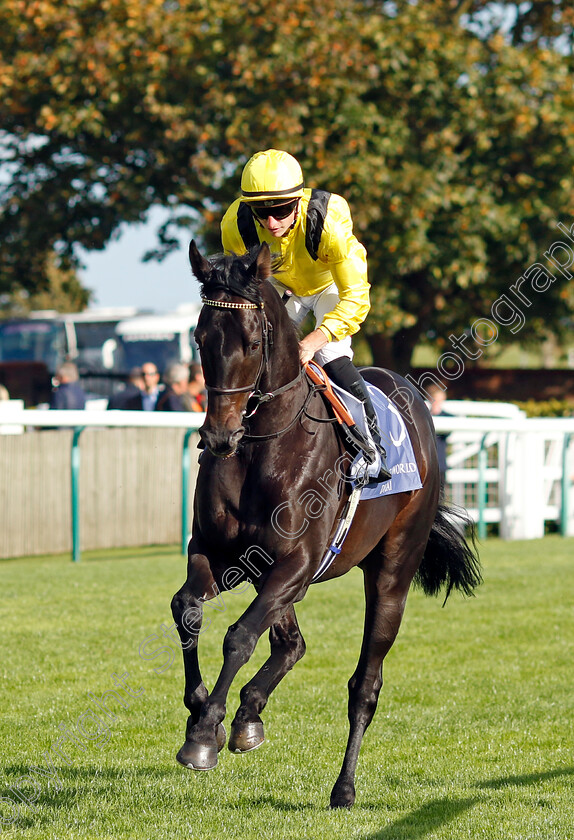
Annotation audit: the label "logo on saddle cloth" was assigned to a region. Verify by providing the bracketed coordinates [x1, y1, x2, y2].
[306, 362, 422, 499]
[350, 383, 422, 499]
[306, 363, 423, 584]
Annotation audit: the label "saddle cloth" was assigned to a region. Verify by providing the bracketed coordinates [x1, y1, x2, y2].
[330, 381, 423, 499]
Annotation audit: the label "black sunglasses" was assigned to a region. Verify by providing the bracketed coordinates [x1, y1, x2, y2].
[250, 200, 299, 220]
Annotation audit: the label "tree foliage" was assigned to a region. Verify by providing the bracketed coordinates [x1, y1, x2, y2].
[0, 253, 91, 317]
[1, 0, 573, 368]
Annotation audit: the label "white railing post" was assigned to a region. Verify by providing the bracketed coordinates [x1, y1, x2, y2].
[504, 431, 547, 539]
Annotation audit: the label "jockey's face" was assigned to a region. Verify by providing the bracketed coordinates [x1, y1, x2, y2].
[251, 201, 298, 237]
[258, 210, 296, 237]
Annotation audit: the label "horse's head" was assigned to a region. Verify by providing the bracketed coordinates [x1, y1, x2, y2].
[190, 240, 298, 458]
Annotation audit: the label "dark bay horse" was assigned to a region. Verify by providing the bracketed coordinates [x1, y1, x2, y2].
[171, 241, 481, 808]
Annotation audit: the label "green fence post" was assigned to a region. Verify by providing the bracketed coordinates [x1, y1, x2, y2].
[561, 432, 572, 537]
[181, 428, 194, 555]
[71, 427, 85, 562]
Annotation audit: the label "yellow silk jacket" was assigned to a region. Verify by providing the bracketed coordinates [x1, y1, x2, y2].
[220, 189, 371, 342]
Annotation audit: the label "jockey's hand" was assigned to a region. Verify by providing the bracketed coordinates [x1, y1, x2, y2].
[299, 328, 329, 365]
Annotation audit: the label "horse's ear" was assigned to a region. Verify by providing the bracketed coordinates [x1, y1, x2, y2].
[189, 240, 211, 283]
[254, 242, 271, 284]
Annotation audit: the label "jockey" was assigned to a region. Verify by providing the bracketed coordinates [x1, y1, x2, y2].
[221, 148, 391, 482]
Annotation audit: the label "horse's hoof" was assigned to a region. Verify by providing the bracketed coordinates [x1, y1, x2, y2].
[228, 721, 265, 753]
[329, 780, 355, 809]
[216, 722, 227, 752]
[185, 717, 226, 752]
[176, 740, 219, 771]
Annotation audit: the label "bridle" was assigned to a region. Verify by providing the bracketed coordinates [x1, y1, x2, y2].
[200, 296, 304, 417]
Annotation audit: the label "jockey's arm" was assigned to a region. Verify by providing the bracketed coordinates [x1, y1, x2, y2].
[299, 253, 370, 364]
[316, 244, 371, 343]
[299, 329, 328, 364]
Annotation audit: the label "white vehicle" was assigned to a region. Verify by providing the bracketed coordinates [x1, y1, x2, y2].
[61, 308, 142, 373]
[0, 308, 141, 374]
[114, 308, 201, 374]
[0, 308, 143, 404]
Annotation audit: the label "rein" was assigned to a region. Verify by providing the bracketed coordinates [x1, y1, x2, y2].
[241, 376, 327, 442]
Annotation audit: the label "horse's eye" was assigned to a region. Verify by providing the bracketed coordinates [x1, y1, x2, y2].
[249, 340, 261, 353]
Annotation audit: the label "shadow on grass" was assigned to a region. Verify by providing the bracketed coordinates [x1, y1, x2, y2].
[5, 762, 574, 835]
[360, 765, 574, 840]
[2, 762, 184, 808]
[238, 794, 318, 812]
[361, 796, 479, 840]
[475, 766, 574, 790]
[2, 761, 201, 830]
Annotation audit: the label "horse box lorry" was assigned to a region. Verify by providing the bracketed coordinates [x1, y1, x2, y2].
[0, 306, 201, 403]
[0, 308, 140, 404]
[114, 307, 201, 375]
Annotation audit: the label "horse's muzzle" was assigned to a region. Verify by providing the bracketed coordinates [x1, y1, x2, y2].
[199, 424, 245, 457]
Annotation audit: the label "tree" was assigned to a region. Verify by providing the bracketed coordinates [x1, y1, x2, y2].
[0, 252, 91, 317]
[350, 3, 574, 368]
[1, 0, 573, 369]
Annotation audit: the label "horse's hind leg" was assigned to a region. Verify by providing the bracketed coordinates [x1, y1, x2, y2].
[330, 536, 423, 809]
[229, 605, 306, 753]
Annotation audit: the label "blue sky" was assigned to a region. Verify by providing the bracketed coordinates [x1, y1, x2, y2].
[78, 208, 201, 314]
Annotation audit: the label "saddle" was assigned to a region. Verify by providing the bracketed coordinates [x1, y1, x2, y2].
[304, 361, 378, 474]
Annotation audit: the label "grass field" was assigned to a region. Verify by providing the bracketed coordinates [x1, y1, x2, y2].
[1, 537, 573, 840]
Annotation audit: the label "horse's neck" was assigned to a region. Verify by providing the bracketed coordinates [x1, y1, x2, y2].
[260, 291, 301, 392]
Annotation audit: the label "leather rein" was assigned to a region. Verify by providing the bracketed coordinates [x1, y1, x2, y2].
[200, 296, 320, 440]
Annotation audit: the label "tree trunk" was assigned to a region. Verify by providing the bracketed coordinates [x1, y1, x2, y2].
[366, 328, 421, 375]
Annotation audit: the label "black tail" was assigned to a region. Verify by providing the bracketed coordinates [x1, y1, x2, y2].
[414, 504, 482, 604]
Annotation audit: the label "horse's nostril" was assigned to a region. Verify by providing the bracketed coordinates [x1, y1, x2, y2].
[199, 425, 243, 456]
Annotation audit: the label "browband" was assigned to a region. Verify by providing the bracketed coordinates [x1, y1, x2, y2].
[201, 298, 261, 310]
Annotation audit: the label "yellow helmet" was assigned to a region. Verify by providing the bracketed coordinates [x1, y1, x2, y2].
[241, 150, 304, 203]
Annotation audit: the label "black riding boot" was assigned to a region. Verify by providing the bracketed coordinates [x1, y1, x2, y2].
[322, 358, 392, 482]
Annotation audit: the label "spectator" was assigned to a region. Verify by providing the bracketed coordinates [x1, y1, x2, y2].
[140, 362, 162, 411]
[184, 362, 207, 413]
[107, 367, 145, 410]
[427, 383, 452, 498]
[155, 363, 190, 412]
[50, 362, 86, 410]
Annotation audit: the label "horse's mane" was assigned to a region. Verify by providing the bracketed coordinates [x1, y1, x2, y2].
[199, 247, 282, 307]
[198, 247, 300, 349]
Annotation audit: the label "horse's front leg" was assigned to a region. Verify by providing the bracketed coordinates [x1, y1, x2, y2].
[229, 604, 306, 753]
[182, 569, 307, 771]
[171, 553, 226, 770]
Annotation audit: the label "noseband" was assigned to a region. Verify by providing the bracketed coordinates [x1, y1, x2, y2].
[200, 296, 303, 414]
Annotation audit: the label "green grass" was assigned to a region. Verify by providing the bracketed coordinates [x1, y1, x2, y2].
[1, 538, 573, 839]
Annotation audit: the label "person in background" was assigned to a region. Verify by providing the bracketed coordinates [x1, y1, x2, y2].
[427, 382, 452, 498]
[184, 362, 207, 413]
[140, 362, 162, 411]
[49, 362, 86, 410]
[155, 362, 190, 412]
[107, 367, 145, 410]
